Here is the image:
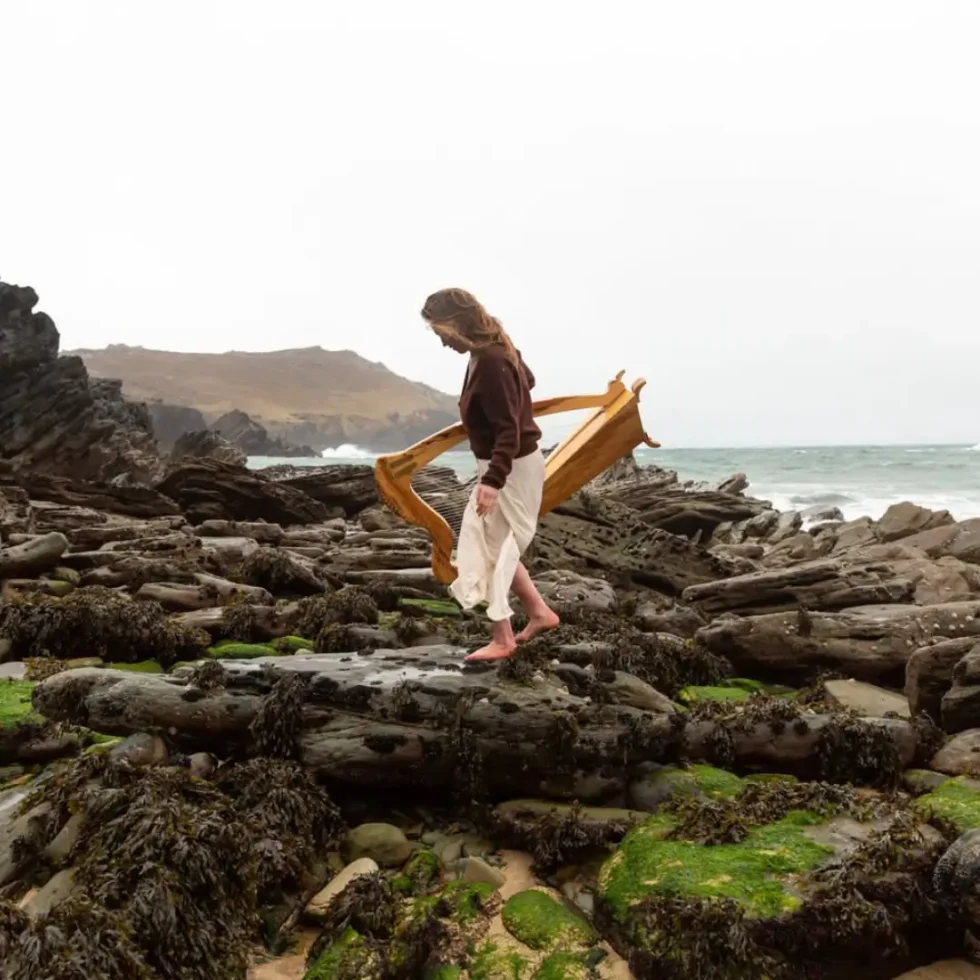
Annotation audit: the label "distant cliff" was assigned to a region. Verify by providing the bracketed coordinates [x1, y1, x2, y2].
[72, 344, 458, 452]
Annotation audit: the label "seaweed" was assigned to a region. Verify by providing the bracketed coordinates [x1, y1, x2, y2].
[297, 588, 379, 636]
[249, 671, 310, 758]
[0, 896, 151, 980]
[0, 587, 206, 666]
[814, 714, 902, 788]
[237, 548, 305, 593]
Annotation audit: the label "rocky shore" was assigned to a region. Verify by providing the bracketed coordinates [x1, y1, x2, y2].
[5, 285, 980, 978]
[3, 440, 980, 980]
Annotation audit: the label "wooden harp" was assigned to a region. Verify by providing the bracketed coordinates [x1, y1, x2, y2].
[374, 372, 658, 584]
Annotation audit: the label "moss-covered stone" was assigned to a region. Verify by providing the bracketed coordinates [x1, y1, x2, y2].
[0, 679, 39, 729]
[391, 848, 441, 895]
[678, 685, 750, 704]
[501, 890, 594, 951]
[917, 776, 980, 831]
[532, 951, 590, 980]
[303, 926, 380, 979]
[427, 967, 464, 980]
[398, 598, 461, 617]
[106, 660, 163, 673]
[903, 768, 951, 796]
[599, 810, 835, 921]
[686, 764, 745, 798]
[272, 635, 316, 653]
[207, 640, 278, 660]
[469, 941, 530, 980]
[438, 879, 496, 925]
[743, 773, 799, 787]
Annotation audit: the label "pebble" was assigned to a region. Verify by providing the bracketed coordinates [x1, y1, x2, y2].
[305, 857, 379, 921]
[345, 822, 414, 867]
[461, 856, 506, 889]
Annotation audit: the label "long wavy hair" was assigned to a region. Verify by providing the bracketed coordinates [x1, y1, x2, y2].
[421, 288, 518, 366]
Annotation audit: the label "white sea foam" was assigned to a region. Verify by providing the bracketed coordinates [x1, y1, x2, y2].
[320, 443, 374, 460]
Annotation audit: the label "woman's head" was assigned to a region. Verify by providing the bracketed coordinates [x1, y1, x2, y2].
[421, 288, 517, 361]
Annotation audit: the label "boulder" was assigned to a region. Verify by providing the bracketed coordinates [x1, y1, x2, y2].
[942, 647, 980, 734]
[156, 458, 329, 525]
[902, 518, 980, 565]
[532, 496, 733, 596]
[305, 857, 379, 920]
[272, 464, 378, 517]
[932, 730, 980, 776]
[168, 429, 247, 467]
[682, 558, 914, 616]
[0, 532, 68, 578]
[877, 501, 955, 542]
[532, 569, 617, 616]
[823, 678, 911, 718]
[698, 601, 980, 686]
[906, 637, 980, 719]
[211, 409, 316, 458]
[344, 824, 413, 867]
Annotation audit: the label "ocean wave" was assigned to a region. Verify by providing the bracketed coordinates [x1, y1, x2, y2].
[969, 444, 980, 452]
[787, 492, 857, 506]
[321, 444, 375, 460]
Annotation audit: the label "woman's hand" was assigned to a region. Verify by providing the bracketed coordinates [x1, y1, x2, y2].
[476, 484, 499, 517]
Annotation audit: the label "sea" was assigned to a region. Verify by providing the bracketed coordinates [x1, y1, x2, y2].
[247, 443, 980, 524]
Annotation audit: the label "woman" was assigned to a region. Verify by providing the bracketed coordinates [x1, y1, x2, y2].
[421, 288, 560, 662]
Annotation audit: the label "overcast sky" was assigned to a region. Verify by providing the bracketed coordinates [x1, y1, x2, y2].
[3, 1, 979, 447]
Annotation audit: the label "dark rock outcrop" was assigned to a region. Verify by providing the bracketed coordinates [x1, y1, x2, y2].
[146, 401, 209, 448]
[169, 430, 247, 467]
[0, 472, 180, 519]
[155, 458, 329, 525]
[270, 464, 380, 517]
[211, 409, 315, 458]
[0, 281, 163, 483]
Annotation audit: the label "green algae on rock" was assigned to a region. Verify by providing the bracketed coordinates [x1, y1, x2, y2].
[391, 849, 441, 895]
[303, 926, 380, 979]
[678, 685, 750, 704]
[398, 598, 461, 618]
[501, 890, 595, 951]
[917, 776, 980, 831]
[469, 941, 530, 980]
[532, 951, 591, 980]
[207, 640, 280, 659]
[0, 679, 38, 729]
[599, 810, 834, 921]
[272, 634, 316, 653]
[106, 660, 164, 673]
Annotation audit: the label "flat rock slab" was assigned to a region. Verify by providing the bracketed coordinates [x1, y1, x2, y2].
[32, 646, 678, 800]
[824, 678, 911, 718]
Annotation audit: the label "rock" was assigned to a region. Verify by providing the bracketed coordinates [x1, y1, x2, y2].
[627, 765, 713, 812]
[1, 472, 180, 519]
[156, 458, 329, 525]
[823, 678, 911, 718]
[943, 648, 980, 734]
[108, 733, 169, 767]
[344, 823, 413, 867]
[634, 599, 706, 638]
[877, 501, 955, 542]
[43, 812, 84, 865]
[907, 637, 980, 720]
[462, 856, 506, 888]
[698, 601, 980, 686]
[23, 867, 77, 917]
[188, 752, 216, 779]
[271, 464, 378, 517]
[903, 518, 980, 565]
[0, 802, 52, 887]
[0, 281, 163, 484]
[532, 569, 617, 615]
[599, 672, 678, 713]
[210, 409, 316, 458]
[902, 769, 951, 795]
[169, 429, 247, 467]
[0, 532, 68, 578]
[933, 730, 980, 776]
[32, 649, 679, 799]
[194, 519, 284, 545]
[305, 857, 379, 920]
[501, 889, 594, 950]
[146, 401, 209, 449]
[358, 505, 406, 532]
[802, 505, 845, 523]
[682, 558, 914, 616]
[531, 496, 734, 596]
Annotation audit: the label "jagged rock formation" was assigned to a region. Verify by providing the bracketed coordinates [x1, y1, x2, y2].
[0, 281, 163, 483]
[168, 429, 247, 467]
[146, 400, 208, 448]
[210, 408, 315, 457]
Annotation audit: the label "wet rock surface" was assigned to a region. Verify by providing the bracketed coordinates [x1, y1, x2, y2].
[5, 445, 980, 977]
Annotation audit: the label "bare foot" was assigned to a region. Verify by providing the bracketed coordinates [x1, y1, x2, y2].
[464, 641, 517, 663]
[515, 609, 560, 643]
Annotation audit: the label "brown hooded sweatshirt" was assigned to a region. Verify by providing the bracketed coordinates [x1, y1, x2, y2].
[458, 344, 542, 489]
